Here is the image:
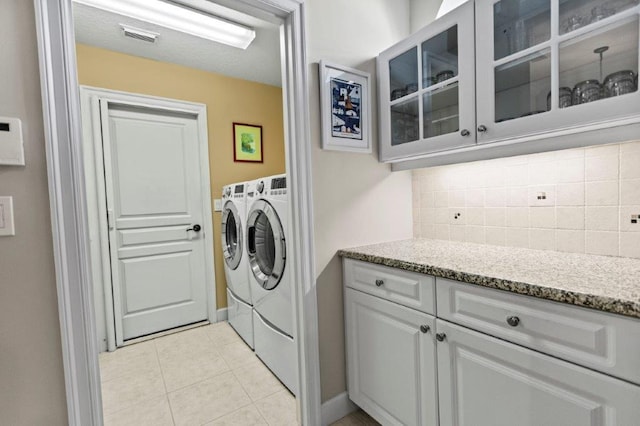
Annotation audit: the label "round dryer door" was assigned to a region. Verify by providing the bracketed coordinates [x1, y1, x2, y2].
[221, 201, 243, 270]
[246, 199, 286, 290]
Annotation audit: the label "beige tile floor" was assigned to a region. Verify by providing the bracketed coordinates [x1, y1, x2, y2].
[330, 410, 379, 426]
[99, 322, 298, 426]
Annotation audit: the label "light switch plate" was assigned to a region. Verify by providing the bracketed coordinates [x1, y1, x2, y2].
[213, 199, 222, 212]
[0, 117, 25, 166]
[0, 196, 15, 236]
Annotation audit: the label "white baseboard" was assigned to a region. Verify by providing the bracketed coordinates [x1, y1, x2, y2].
[321, 391, 358, 426]
[216, 307, 228, 322]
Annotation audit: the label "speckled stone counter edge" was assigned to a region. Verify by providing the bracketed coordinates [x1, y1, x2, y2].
[338, 250, 640, 320]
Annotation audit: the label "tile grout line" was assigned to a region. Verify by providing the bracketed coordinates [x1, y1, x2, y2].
[153, 339, 178, 426]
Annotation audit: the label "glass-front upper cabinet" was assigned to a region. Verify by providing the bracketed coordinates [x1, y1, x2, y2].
[476, 0, 640, 143]
[378, 2, 475, 162]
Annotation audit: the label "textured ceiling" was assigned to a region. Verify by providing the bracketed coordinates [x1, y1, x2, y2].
[73, 1, 282, 87]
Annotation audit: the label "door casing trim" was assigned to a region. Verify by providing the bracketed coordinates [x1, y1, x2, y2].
[80, 86, 217, 351]
[33, 0, 321, 424]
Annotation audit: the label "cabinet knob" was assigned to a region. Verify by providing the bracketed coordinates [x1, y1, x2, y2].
[460, 129, 470, 137]
[477, 125, 487, 132]
[375, 279, 384, 287]
[420, 325, 430, 333]
[436, 333, 446, 342]
[506, 316, 520, 327]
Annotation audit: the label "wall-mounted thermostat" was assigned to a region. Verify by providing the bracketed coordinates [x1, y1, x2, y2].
[0, 117, 25, 166]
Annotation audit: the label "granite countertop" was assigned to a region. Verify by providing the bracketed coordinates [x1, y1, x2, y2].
[338, 239, 640, 320]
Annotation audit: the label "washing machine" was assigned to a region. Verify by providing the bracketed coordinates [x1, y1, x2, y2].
[221, 181, 254, 348]
[246, 174, 297, 394]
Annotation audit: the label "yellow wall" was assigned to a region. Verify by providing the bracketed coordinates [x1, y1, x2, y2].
[75, 44, 286, 308]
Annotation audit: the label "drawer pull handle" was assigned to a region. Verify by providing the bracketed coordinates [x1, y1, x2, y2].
[375, 279, 384, 287]
[420, 325, 430, 334]
[436, 333, 446, 342]
[507, 316, 520, 327]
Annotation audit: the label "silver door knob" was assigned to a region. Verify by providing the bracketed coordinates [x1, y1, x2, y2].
[477, 125, 487, 132]
[375, 279, 384, 287]
[420, 325, 430, 333]
[460, 129, 470, 137]
[507, 316, 520, 327]
[436, 333, 446, 342]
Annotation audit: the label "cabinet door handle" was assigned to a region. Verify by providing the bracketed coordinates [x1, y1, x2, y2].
[506, 316, 520, 327]
[477, 125, 487, 132]
[436, 333, 446, 342]
[420, 325, 430, 333]
[375, 279, 384, 287]
[460, 129, 470, 137]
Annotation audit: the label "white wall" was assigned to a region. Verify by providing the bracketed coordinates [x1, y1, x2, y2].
[410, 0, 443, 33]
[306, 0, 414, 402]
[0, 1, 68, 424]
[412, 141, 640, 258]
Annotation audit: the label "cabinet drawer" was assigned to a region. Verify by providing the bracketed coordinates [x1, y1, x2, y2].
[343, 258, 436, 315]
[437, 278, 640, 385]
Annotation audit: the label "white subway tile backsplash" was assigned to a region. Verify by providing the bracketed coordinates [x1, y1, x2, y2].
[556, 183, 585, 206]
[585, 154, 619, 181]
[485, 188, 507, 207]
[412, 141, 635, 259]
[485, 208, 506, 227]
[619, 206, 640, 232]
[506, 228, 529, 248]
[529, 229, 556, 251]
[556, 207, 585, 230]
[466, 189, 485, 207]
[556, 230, 585, 253]
[507, 187, 529, 207]
[620, 179, 640, 205]
[466, 226, 486, 244]
[485, 227, 506, 246]
[529, 207, 556, 229]
[506, 207, 529, 228]
[585, 206, 619, 231]
[466, 208, 485, 226]
[586, 181, 619, 206]
[555, 158, 584, 183]
[586, 231, 619, 256]
[620, 232, 640, 258]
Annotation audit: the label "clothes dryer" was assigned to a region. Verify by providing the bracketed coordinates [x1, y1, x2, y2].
[246, 175, 297, 394]
[221, 181, 253, 348]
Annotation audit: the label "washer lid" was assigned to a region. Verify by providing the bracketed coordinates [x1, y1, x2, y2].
[221, 201, 243, 270]
[246, 199, 286, 290]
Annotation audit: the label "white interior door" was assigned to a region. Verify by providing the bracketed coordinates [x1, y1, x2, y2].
[100, 102, 209, 344]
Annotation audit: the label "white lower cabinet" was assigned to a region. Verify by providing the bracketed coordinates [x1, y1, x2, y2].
[344, 259, 640, 426]
[345, 288, 438, 426]
[436, 319, 640, 426]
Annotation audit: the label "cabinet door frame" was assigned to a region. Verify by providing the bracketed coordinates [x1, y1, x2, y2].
[475, 0, 640, 144]
[436, 319, 640, 426]
[345, 288, 439, 426]
[378, 1, 476, 162]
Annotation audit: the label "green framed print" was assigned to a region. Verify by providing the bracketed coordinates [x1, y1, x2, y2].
[233, 122, 263, 163]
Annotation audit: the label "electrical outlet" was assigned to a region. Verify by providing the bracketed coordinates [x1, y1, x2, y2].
[632, 214, 639, 224]
[213, 199, 222, 212]
[528, 185, 555, 207]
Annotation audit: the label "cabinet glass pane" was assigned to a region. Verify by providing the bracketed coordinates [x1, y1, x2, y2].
[422, 25, 459, 89]
[560, 0, 639, 35]
[495, 49, 551, 122]
[389, 47, 419, 101]
[559, 16, 638, 108]
[494, 0, 551, 60]
[391, 97, 419, 145]
[423, 84, 459, 138]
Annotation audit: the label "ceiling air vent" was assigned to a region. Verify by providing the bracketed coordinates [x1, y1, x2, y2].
[120, 24, 159, 44]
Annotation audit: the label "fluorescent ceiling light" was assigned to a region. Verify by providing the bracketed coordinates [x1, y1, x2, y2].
[73, 0, 256, 49]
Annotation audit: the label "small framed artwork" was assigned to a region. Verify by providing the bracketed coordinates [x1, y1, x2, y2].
[233, 123, 263, 163]
[319, 60, 371, 153]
